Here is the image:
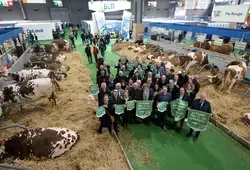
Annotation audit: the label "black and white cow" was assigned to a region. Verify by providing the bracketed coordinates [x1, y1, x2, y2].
[0, 78, 56, 117]
[8, 69, 66, 90]
[0, 127, 79, 159]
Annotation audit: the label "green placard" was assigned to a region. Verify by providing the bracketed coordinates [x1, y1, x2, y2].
[187, 109, 211, 131]
[136, 101, 153, 119]
[120, 56, 127, 63]
[96, 106, 106, 117]
[133, 61, 138, 68]
[89, 85, 99, 95]
[127, 63, 134, 71]
[157, 102, 167, 112]
[171, 99, 189, 121]
[214, 38, 223, 46]
[124, 70, 130, 77]
[141, 63, 147, 70]
[150, 64, 156, 72]
[126, 100, 136, 111]
[115, 104, 124, 115]
[138, 69, 145, 77]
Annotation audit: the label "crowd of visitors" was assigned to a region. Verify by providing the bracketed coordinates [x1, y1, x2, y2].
[96, 57, 212, 142]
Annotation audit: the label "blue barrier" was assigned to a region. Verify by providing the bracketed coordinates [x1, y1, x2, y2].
[0, 27, 24, 45]
[149, 23, 250, 40]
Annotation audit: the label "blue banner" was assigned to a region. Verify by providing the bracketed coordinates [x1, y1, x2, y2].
[121, 10, 132, 39]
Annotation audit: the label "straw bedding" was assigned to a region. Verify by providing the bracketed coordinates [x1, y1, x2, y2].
[116, 47, 250, 141]
[0, 52, 128, 170]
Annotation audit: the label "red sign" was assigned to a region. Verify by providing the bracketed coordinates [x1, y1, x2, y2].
[8, 0, 14, 6]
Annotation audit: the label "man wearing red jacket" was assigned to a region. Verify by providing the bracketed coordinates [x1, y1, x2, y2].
[93, 45, 99, 63]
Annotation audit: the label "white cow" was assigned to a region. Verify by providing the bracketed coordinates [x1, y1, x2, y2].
[0, 78, 56, 117]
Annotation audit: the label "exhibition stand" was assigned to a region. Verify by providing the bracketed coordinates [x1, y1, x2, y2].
[0, 27, 28, 77]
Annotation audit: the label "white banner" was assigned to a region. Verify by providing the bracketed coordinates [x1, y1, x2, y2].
[93, 12, 107, 36]
[175, 2, 186, 17]
[196, 0, 210, 9]
[15, 23, 54, 40]
[88, 1, 131, 12]
[212, 5, 250, 22]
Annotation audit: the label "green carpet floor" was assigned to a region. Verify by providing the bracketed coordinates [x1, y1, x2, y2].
[40, 32, 250, 170]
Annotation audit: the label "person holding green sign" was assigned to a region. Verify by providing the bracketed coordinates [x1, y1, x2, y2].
[173, 87, 190, 130]
[186, 91, 212, 142]
[98, 95, 118, 135]
[123, 90, 133, 128]
[157, 86, 172, 131]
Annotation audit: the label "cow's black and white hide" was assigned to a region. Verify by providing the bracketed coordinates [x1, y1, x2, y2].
[0, 78, 56, 117]
[0, 128, 79, 159]
[24, 61, 70, 73]
[40, 43, 59, 54]
[9, 69, 67, 83]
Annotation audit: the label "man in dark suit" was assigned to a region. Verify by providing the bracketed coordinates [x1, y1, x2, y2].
[129, 82, 142, 122]
[98, 82, 110, 106]
[177, 71, 189, 88]
[157, 75, 168, 89]
[157, 86, 172, 131]
[167, 80, 179, 100]
[186, 91, 212, 142]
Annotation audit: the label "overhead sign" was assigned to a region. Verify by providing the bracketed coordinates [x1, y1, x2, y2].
[88, 1, 131, 12]
[185, 0, 196, 9]
[22, 0, 46, 3]
[0, 0, 13, 6]
[196, 0, 210, 9]
[53, 0, 62, 7]
[212, 5, 250, 22]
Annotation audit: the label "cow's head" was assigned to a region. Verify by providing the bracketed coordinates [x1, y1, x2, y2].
[208, 75, 220, 84]
[7, 72, 19, 81]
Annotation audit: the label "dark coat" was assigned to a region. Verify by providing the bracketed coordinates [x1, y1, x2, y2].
[175, 93, 190, 103]
[167, 85, 179, 100]
[190, 99, 212, 114]
[129, 88, 142, 100]
[98, 88, 110, 106]
[177, 74, 189, 87]
[85, 46, 91, 56]
[192, 78, 200, 94]
[157, 79, 168, 89]
[186, 91, 196, 105]
[97, 75, 108, 87]
[114, 75, 127, 84]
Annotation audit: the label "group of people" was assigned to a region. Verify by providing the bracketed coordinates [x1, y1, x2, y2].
[84, 37, 107, 64]
[96, 57, 212, 142]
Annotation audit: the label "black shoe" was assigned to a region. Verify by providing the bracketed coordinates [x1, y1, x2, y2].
[97, 129, 102, 134]
[186, 132, 192, 138]
[193, 136, 198, 142]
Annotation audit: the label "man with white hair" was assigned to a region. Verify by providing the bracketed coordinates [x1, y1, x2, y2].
[186, 91, 212, 142]
[114, 71, 127, 84]
[136, 79, 142, 89]
[115, 83, 125, 98]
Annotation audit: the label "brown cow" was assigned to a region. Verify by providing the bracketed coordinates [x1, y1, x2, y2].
[147, 49, 164, 60]
[219, 61, 247, 94]
[193, 40, 211, 50]
[180, 51, 209, 71]
[209, 44, 233, 55]
[52, 40, 73, 52]
[195, 74, 219, 87]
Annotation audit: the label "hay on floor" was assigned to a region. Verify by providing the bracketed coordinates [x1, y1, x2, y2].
[0, 52, 128, 170]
